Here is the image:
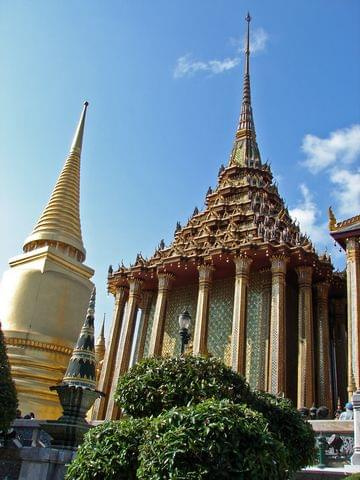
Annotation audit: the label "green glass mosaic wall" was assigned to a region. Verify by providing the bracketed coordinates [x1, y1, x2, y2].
[208, 277, 234, 364]
[246, 272, 264, 389]
[161, 283, 198, 357]
[142, 295, 157, 358]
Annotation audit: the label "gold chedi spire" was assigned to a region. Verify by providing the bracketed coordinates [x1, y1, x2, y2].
[23, 102, 89, 261]
[95, 315, 106, 364]
[229, 13, 261, 167]
[0, 101, 94, 419]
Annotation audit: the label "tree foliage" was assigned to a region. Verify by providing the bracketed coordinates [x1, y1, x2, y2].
[0, 322, 18, 434]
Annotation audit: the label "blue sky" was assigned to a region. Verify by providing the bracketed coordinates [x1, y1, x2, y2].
[0, 1, 359, 336]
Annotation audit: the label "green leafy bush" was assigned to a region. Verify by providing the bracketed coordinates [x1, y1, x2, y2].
[138, 399, 288, 480]
[115, 356, 251, 418]
[248, 391, 316, 474]
[69, 356, 316, 479]
[0, 322, 18, 434]
[65, 418, 149, 480]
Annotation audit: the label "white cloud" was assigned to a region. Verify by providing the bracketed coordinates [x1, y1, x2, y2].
[302, 124, 360, 173]
[330, 167, 360, 217]
[174, 27, 268, 79]
[289, 184, 328, 246]
[250, 28, 269, 53]
[230, 28, 269, 54]
[174, 54, 239, 79]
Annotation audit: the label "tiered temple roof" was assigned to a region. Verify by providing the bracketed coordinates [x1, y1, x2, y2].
[108, 14, 333, 294]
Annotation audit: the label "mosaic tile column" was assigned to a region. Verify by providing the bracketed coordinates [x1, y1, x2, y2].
[333, 298, 348, 404]
[231, 256, 252, 375]
[260, 268, 271, 391]
[347, 237, 360, 393]
[193, 264, 214, 355]
[316, 282, 333, 411]
[134, 290, 154, 362]
[106, 277, 143, 419]
[148, 273, 175, 356]
[269, 255, 288, 395]
[92, 285, 128, 420]
[296, 266, 314, 408]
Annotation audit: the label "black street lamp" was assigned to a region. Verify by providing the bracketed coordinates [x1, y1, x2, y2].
[178, 310, 191, 355]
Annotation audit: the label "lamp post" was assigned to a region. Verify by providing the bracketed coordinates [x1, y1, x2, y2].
[179, 310, 191, 355]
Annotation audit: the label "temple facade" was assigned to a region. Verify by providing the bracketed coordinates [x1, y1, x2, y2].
[93, 16, 348, 421]
[0, 103, 94, 419]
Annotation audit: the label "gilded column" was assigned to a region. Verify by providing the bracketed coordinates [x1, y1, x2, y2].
[333, 298, 348, 403]
[259, 268, 271, 391]
[148, 273, 175, 357]
[105, 277, 143, 419]
[269, 255, 288, 395]
[316, 282, 333, 411]
[92, 285, 128, 420]
[193, 264, 214, 356]
[231, 255, 252, 375]
[347, 237, 360, 393]
[296, 266, 314, 408]
[134, 290, 154, 362]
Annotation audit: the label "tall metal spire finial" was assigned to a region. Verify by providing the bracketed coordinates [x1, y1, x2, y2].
[229, 12, 261, 167]
[236, 12, 255, 134]
[245, 12, 251, 76]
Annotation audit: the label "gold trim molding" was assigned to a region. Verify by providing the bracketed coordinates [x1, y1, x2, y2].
[5, 337, 72, 355]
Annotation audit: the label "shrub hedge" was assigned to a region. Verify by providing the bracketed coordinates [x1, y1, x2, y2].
[68, 356, 316, 479]
[249, 391, 316, 474]
[138, 399, 288, 480]
[65, 418, 150, 480]
[115, 356, 251, 418]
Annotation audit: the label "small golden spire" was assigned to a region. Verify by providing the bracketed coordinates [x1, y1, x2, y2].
[23, 102, 89, 260]
[95, 314, 106, 364]
[328, 206, 337, 231]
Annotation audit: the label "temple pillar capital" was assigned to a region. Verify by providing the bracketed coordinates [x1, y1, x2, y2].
[198, 263, 215, 284]
[346, 237, 360, 262]
[234, 255, 253, 276]
[316, 281, 330, 300]
[157, 272, 176, 292]
[271, 254, 289, 275]
[127, 276, 144, 298]
[296, 265, 313, 287]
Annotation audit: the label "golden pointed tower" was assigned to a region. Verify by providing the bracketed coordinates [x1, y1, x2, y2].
[95, 315, 106, 365]
[0, 103, 94, 419]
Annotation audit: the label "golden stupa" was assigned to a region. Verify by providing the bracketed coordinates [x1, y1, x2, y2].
[0, 102, 94, 419]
